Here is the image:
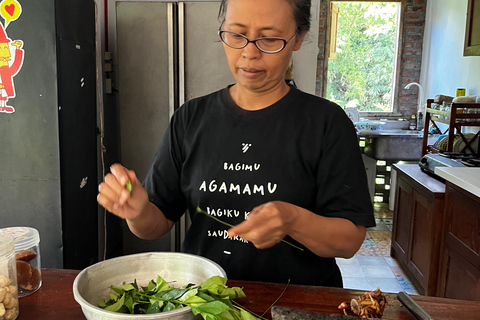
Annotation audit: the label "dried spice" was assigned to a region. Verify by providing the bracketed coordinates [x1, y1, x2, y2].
[338, 287, 387, 318]
[15, 249, 37, 262]
[15, 250, 41, 292]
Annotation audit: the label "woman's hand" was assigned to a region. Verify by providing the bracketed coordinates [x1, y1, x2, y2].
[97, 163, 149, 221]
[228, 201, 297, 249]
[227, 201, 366, 258]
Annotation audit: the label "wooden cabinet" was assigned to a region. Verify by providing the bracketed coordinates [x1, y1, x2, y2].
[464, 0, 480, 56]
[437, 182, 480, 300]
[391, 164, 445, 296]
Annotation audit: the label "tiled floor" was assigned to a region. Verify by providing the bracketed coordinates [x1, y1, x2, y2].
[336, 203, 419, 295]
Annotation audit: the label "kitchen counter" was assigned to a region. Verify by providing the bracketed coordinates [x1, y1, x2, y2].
[434, 167, 480, 197]
[17, 268, 480, 319]
[358, 130, 423, 138]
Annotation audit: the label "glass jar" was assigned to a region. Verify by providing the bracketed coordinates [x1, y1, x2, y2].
[465, 107, 476, 122]
[442, 101, 452, 120]
[0, 234, 19, 320]
[0, 228, 41, 297]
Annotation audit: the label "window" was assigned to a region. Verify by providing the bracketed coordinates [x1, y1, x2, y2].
[325, 1, 402, 115]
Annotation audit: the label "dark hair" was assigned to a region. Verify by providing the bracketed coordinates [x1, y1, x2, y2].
[218, 0, 311, 32]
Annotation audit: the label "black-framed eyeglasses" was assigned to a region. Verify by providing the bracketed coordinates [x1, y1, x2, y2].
[218, 30, 299, 54]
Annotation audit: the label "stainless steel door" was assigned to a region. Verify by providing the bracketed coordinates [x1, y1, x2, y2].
[115, 1, 174, 182]
[180, 2, 234, 103]
[112, 1, 176, 253]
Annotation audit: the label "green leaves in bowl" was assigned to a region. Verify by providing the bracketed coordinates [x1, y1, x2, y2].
[98, 275, 261, 319]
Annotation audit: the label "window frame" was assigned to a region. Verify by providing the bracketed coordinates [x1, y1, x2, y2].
[324, 0, 406, 117]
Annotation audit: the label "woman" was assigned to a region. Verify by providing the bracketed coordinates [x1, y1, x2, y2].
[98, 0, 375, 287]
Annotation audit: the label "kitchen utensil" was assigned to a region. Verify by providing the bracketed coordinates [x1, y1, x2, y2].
[397, 291, 434, 320]
[73, 252, 226, 320]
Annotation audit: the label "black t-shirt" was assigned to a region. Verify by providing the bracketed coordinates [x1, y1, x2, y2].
[144, 86, 375, 287]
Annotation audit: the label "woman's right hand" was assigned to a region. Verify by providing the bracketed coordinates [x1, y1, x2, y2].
[97, 163, 149, 221]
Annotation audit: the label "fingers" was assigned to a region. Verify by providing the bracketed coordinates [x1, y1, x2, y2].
[97, 164, 140, 218]
[97, 191, 138, 220]
[228, 204, 264, 237]
[97, 192, 116, 215]
[110, 163, 131, 187]
[104, 172, 131, 205]
[228, 203, 286, 249]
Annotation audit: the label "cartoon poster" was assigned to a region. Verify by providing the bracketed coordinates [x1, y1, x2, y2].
[0, 0, 24, 114]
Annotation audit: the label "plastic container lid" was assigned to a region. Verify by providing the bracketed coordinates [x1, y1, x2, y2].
[0, 227, 40, 251]
[0, 234, 14, 256]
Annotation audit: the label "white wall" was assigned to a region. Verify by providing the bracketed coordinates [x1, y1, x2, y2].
[421, 0, 480, 99]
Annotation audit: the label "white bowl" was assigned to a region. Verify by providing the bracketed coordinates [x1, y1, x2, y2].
[355, 121, 385, 134]
[73, 252, 227, 320]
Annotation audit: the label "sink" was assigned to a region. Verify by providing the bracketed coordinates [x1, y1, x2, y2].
[362, 129, 423, 136]
[360, 130, 423, 160]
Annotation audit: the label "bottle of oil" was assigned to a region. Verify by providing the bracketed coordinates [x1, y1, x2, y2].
[409, 114, 417, 130]
[417, 111, 424, 131]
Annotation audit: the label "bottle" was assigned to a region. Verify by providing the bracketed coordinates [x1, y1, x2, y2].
[0, 234, 19, 320]
[417, 111, 424, 131]
[409, 114, 417, 130]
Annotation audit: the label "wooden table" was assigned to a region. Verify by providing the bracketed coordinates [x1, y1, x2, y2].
[18, 269, 480, 319]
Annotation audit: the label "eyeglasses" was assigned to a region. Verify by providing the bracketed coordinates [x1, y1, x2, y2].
[218, 30, 299, 54]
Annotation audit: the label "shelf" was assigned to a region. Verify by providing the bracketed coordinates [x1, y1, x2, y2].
[423, 99, 480, 157]
[426, 107, 480, 126]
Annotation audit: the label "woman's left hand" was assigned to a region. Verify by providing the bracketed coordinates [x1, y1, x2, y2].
[228, 201, 297, 249]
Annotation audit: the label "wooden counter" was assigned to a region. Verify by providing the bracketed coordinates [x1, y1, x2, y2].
[17, 268, 480, 319]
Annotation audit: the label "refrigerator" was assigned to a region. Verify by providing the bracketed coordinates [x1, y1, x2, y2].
[102, 0, 321, 255]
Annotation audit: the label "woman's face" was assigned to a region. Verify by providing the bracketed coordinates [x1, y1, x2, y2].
[222, 0, 305, 93]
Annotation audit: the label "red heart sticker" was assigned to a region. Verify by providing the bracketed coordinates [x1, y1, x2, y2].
[5, 4, 15, 17]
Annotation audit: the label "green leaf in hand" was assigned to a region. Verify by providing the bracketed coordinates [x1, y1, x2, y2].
[126, 179, 132, 192]
[196, 207, 304, 251]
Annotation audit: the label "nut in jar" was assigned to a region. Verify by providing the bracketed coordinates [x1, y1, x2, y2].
[0, 235, 19, 320]
[0, 275, 19, 320]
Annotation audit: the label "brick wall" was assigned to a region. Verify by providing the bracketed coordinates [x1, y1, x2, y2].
[315, 0, 427, 117]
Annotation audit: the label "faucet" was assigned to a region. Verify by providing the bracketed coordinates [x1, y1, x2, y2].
[405, 82, 425, 129]
[404, 82, 424, 113]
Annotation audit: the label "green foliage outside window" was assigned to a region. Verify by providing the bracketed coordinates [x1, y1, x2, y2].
[327, 2, 399, 112]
